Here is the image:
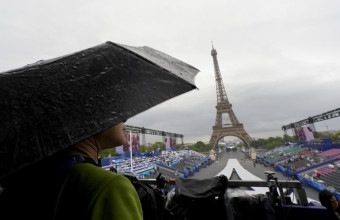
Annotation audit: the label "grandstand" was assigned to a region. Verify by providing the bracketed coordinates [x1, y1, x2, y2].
[101, 149, 210, 180]
[101, 136, 340, 203]
[320, 169, 340, 192]
[102, 137, 340, 199]
[317, 148, 340, 159]
[96, 142, 340, 220]
[256, 138, 340, 201]
[98, 137, 340, 219]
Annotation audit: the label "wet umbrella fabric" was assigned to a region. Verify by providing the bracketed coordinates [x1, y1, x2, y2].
[0, 41, 199, 179]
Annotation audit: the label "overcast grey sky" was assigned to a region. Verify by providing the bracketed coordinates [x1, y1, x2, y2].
[1, 0, 340, 144]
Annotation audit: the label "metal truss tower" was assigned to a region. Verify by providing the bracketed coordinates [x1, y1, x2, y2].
[209, 45, 252, 148]
[281, 107, 340, 137]
[125, 125, 184, 146]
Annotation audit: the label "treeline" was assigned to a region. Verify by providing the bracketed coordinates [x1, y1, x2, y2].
[252, 130, 340, 151]
[251, 136, 293, 150]
[139, 142, 166, 153]
[99, 141, 167, 158]
[316, 131, 340, 142]
[185, 141, 210, 152]
[99, 141, 213, 158]
[99, 130, 340, 158]
[185, 141, 226, 152]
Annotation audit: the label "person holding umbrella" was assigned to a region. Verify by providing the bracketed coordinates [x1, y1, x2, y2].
[45, 121, 143, 219]
[0, 42, 199, 219]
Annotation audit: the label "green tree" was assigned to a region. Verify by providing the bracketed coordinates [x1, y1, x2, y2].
[251, 136, 286, 150]
[331, 131, 340, 142]
[98, 147, 116, 158]
[146, 142, 165, 152]
[314, 132, 332, 139]
[251, 138, 267, 148]
[189, 141, 210, 152]
[139, 145, 146, 153]
[264, 140, 283, 150]
[176, 144, 185, 151]
[283, 135, 296, 143]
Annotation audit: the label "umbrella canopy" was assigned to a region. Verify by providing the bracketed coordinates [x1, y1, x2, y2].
[0, 41, 199, 179]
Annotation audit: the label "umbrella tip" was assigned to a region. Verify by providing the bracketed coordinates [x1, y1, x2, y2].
[211, 41, 214, 49]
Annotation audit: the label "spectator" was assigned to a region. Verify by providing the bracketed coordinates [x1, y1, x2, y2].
[319, 189, 340, 220]
[1, 121, 143, 220]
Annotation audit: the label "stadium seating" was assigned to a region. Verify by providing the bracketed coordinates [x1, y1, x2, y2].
[320, 170, 340, 192]
[103, 149, 209, 180]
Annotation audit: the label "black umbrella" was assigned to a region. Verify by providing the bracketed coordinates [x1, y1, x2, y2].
[0, 41, 199, 179]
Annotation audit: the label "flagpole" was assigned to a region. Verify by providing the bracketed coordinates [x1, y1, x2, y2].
[130, 131, 133, 172]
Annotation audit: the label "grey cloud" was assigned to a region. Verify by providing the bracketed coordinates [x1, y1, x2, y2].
[1, 0, 340, 144]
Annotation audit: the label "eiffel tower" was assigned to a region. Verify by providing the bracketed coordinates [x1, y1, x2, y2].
[209, 45, 252, 148]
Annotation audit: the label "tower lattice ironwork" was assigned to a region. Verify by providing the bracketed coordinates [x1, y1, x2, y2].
[209, 46, 252, 148]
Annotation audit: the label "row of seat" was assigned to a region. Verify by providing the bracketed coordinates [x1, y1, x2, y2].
[319, 169, 340, 192]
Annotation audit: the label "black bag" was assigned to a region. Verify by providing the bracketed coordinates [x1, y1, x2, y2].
[225, 194, 276, 220]
[165, 175, 228, 220]
[123, 173, 170, 220]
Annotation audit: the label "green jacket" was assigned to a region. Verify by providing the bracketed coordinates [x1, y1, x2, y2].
[52, 150, 143, 220]
[0, 149, 143, 219]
